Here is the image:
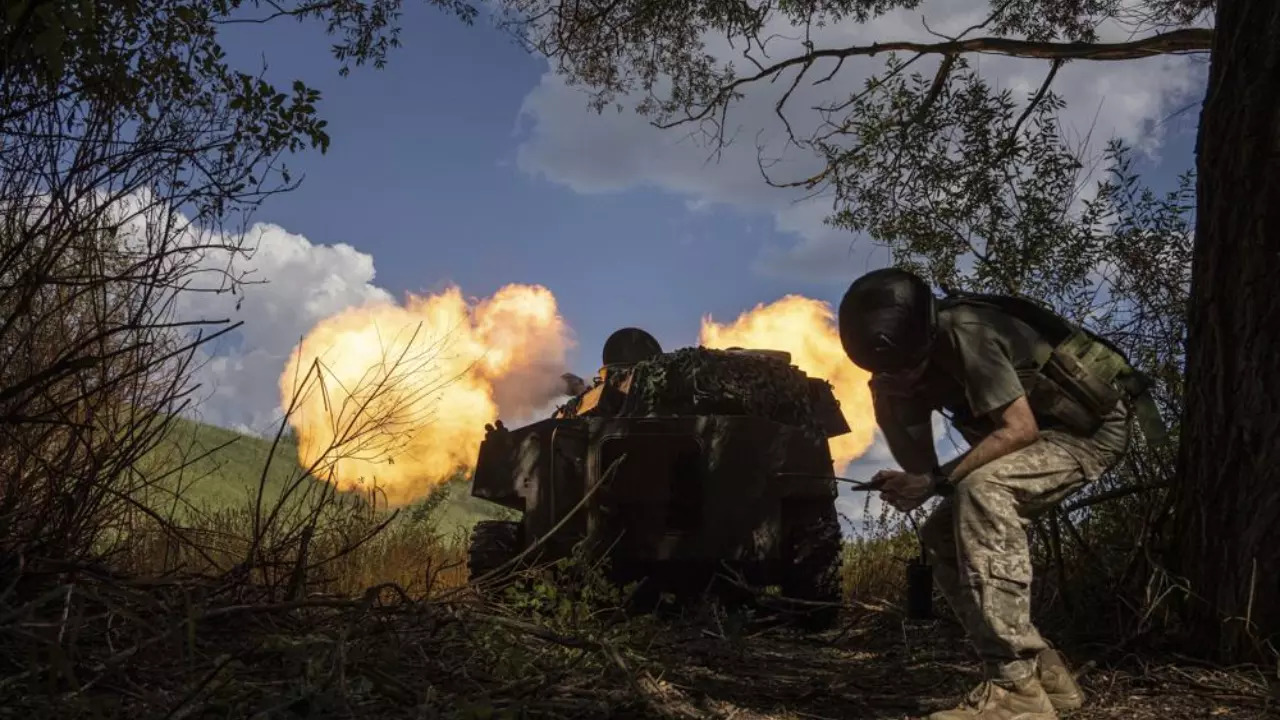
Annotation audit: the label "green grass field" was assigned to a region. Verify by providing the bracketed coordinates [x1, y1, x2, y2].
[136, 416, 507, 539]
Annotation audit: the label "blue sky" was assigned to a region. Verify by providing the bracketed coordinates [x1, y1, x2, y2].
[194, 2, 1206, 522]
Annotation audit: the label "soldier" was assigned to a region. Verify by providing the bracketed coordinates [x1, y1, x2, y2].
[837, 268, 1145, 720]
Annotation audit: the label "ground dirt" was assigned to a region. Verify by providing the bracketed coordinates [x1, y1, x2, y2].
[633, 609, 1278, 720]
[4, 583, 1276, 719]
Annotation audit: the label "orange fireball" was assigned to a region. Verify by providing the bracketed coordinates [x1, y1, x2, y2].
[280, 284, 573, 506]
[699, 295, 876, 473]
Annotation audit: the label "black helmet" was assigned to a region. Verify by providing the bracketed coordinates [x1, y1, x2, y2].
[837, 268, 937, 373]
[602, 327, 663, 366]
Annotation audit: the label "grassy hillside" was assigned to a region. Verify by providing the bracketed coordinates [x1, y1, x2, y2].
[136, 416, 507, 539]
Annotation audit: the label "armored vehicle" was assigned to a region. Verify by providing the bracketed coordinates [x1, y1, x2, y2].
[466, 328, 852, 628]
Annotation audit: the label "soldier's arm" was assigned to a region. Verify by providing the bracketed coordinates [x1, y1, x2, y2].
[872, 389, 939, 475]
[945, 395, 1038, 482]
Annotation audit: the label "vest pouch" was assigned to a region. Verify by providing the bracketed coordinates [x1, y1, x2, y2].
[1027, 373, 1104, 436]
[1035, 342, 1124, 435]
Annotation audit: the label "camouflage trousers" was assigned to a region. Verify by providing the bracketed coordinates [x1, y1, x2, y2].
[921, 412, 1129, 682]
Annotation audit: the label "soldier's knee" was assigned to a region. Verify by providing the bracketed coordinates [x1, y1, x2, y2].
[952, 467, 1006, 512]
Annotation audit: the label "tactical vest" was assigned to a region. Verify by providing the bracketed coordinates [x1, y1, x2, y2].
[936, 288, 1168, 444]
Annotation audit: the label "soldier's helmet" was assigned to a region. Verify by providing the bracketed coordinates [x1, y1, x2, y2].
[838, 268, 937, 374]
[602, 327, 663, 367]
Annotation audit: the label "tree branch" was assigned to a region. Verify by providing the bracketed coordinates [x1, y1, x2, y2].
[658, 28, 1212, 129]
[1064, 482, 1170, 514]
[1006, 58, 1064, 146]
[908, 53, 957, 127]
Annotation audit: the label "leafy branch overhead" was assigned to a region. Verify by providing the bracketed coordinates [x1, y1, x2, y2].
[494, 0, 1212, 222]
[497, 0, 1212, 126]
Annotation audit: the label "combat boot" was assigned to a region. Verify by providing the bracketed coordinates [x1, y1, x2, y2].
[927, 676, 1057, 720]
[1036, 648, 1084, 710]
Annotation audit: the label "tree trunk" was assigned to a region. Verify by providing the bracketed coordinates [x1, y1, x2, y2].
[1176, 0, 1280, 663]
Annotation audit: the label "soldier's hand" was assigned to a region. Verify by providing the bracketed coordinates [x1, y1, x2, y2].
[875, 470, 933, 513]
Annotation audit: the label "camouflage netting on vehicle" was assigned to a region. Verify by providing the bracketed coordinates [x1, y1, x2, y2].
[561, 347, 831, 439]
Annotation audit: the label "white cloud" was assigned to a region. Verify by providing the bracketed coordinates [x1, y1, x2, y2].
[177, 223, 395, 434]
[514, 0, 1208, 282]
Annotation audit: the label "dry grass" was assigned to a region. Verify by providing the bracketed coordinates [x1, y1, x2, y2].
[111, 500, 472, 599]
[2, 532, 1273, 720]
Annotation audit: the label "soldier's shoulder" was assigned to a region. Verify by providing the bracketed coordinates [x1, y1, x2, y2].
[936, 301, 996, 332]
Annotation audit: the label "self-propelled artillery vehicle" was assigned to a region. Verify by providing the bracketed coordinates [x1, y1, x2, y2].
[465, 328, 852, 628]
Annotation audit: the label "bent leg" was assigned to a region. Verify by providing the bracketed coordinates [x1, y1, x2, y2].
[920, 499, 984, 636]
[952, 439, 1092, 682]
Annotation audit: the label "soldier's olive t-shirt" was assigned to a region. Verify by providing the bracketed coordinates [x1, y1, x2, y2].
[913, 302, 1055, 445]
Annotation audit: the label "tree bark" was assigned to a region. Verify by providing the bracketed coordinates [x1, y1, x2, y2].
[1176, 0, 1280, 663]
